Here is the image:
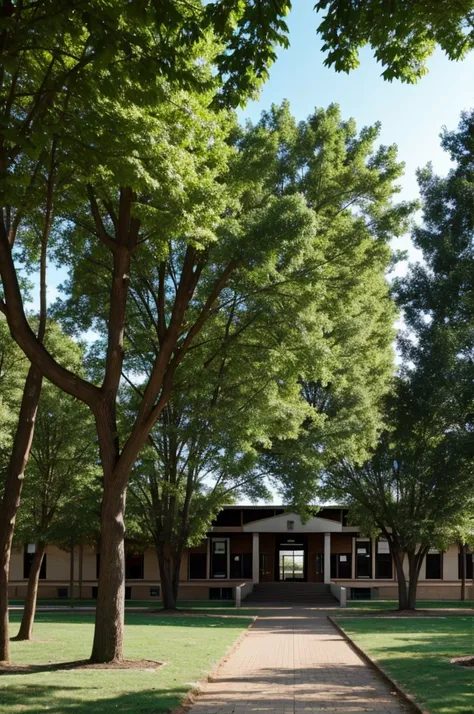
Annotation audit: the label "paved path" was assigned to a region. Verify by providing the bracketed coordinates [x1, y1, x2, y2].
[191, 608, 409, 714]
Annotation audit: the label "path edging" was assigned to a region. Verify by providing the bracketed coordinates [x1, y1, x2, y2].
[328, 616, 430, 714]
[171, 615, 258, 714]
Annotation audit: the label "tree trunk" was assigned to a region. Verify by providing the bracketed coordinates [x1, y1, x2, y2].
[460, 544, 466, 602]
[406, 549, 425, 610]
[89, 481, 126, 663]
[69, 539, 75, 605]
[14, 542, 46, 641]
[79, 543, 83, 600]
[0, 365, 43, 663]
[391, 547, 409, 610]
[156, 544, 178, 611]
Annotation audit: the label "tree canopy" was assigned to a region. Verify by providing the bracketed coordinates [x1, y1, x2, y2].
[315, 0, 474, 82]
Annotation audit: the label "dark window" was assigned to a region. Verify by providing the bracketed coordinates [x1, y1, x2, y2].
[351, 587, 372, 600]
[126, 552, 144, 579]
[375, 539, 392, 579]
[242, 508, 275, 524]
[209, 587, 233, 600]
[96, 553, 100, 579]
[211, 539, 228, 578]
[318, 509, 342, 522]
[189, 553, 207, 579]
[426, 552, 442, 579]
[212, 509, 242, 527]
[92, 586, 98, 599]
[57, 587, 68, 599]
[23, 547, 46, 579]
[125, 586, 132, 600]
[150, 587, 160, 597]
[458, 552, 473, 580]
[230, 553, 252, 579]
[331, 554, 351, 578]
[356, 540, 372, 578]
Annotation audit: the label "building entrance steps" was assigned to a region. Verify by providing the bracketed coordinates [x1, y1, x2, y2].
[190, 609, 409, 714]
[245, 582, 338, 604]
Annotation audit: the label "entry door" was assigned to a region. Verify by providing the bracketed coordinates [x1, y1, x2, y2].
[211, 538, 228, 579]
[279, 549, 304, 581]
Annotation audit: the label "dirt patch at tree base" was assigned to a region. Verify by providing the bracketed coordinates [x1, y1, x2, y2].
[450, 655, 474, 667]
[0, 659, 164, 674]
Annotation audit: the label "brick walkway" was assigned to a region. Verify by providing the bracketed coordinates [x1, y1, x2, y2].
[190, 608, 409, 714]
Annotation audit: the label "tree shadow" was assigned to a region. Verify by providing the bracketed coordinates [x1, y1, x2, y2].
[0, 684, 188, 713]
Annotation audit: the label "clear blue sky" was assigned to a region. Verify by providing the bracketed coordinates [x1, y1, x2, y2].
[238, 1, 474, 272]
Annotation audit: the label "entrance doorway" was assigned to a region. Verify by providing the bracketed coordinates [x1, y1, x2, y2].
[279, 549, 305, 581]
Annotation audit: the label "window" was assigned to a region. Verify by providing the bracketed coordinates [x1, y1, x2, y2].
[330, 554, 351, 578]
[96, 553, 100, 579]
[209, 587, 233, 600]
[230, 553, 252, 579]
[356, 539, 372, 578]
[425, 550, 442, 579]
[458, 551, 473, 580]
[350, 587, 372, 600]
[125, 552, 144, 579]
[375, 539, 392, 579]
[125, 586, 132, 600]
[259, 552, 269, 578]
[150, 587, 161, 597]
[189, 553, 207, 579]
[57, 587, 68, 599]
[23, 545, 46, 580]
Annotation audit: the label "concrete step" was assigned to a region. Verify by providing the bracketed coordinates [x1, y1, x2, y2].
[244, 582, 338, 604]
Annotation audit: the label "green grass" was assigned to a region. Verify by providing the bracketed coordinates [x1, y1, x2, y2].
[10, 598, 238, 608]
[346, 599, 474, 610]
[0, 611, 252, 713]
[338, 616, 474, 714]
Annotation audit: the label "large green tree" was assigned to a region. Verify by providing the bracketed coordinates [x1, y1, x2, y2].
[0, 0, 297, 663]
[315, 0, 474, 82]
[123, 101, 412, 608]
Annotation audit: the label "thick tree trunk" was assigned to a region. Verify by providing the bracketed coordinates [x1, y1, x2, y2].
[14, 542, 46, 641]
[89, 481, 126, 663]
[156, 544, 178, 611]
[406, 549, 425, 610]
[0, 365, 43, 663]
[391, 547, 409, 610]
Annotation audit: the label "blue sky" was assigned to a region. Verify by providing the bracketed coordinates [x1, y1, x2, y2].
[238, 1, 474, 272]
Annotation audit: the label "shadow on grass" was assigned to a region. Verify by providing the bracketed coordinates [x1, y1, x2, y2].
[7, 612, 252, 628]
[0, 684, 188, 714]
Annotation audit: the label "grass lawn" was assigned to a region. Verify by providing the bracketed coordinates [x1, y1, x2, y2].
[338, 616, 474, 714]
[0, 611, 252, 714]
[9, 598, 239, 609]
[346, 599, 474, 610]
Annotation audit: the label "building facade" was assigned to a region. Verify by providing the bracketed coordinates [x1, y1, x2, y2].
[8, 505, 474, 602]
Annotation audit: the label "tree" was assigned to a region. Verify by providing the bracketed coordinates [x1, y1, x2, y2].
[123, 100, 412, 608]
[0, 0, 299, 662]
[315, 0, 474, 82]
[325, 381, 474, 610]
[13, 378, 99, 641]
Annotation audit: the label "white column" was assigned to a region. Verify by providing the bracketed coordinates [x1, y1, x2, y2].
[252, 532, 260, 583]
[324, 532, 331, 584]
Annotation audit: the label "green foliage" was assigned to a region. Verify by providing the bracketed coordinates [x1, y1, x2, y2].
[13, 330, 101, 548]
[125, 101, 412, 553]
[316, 0, 474, 82]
